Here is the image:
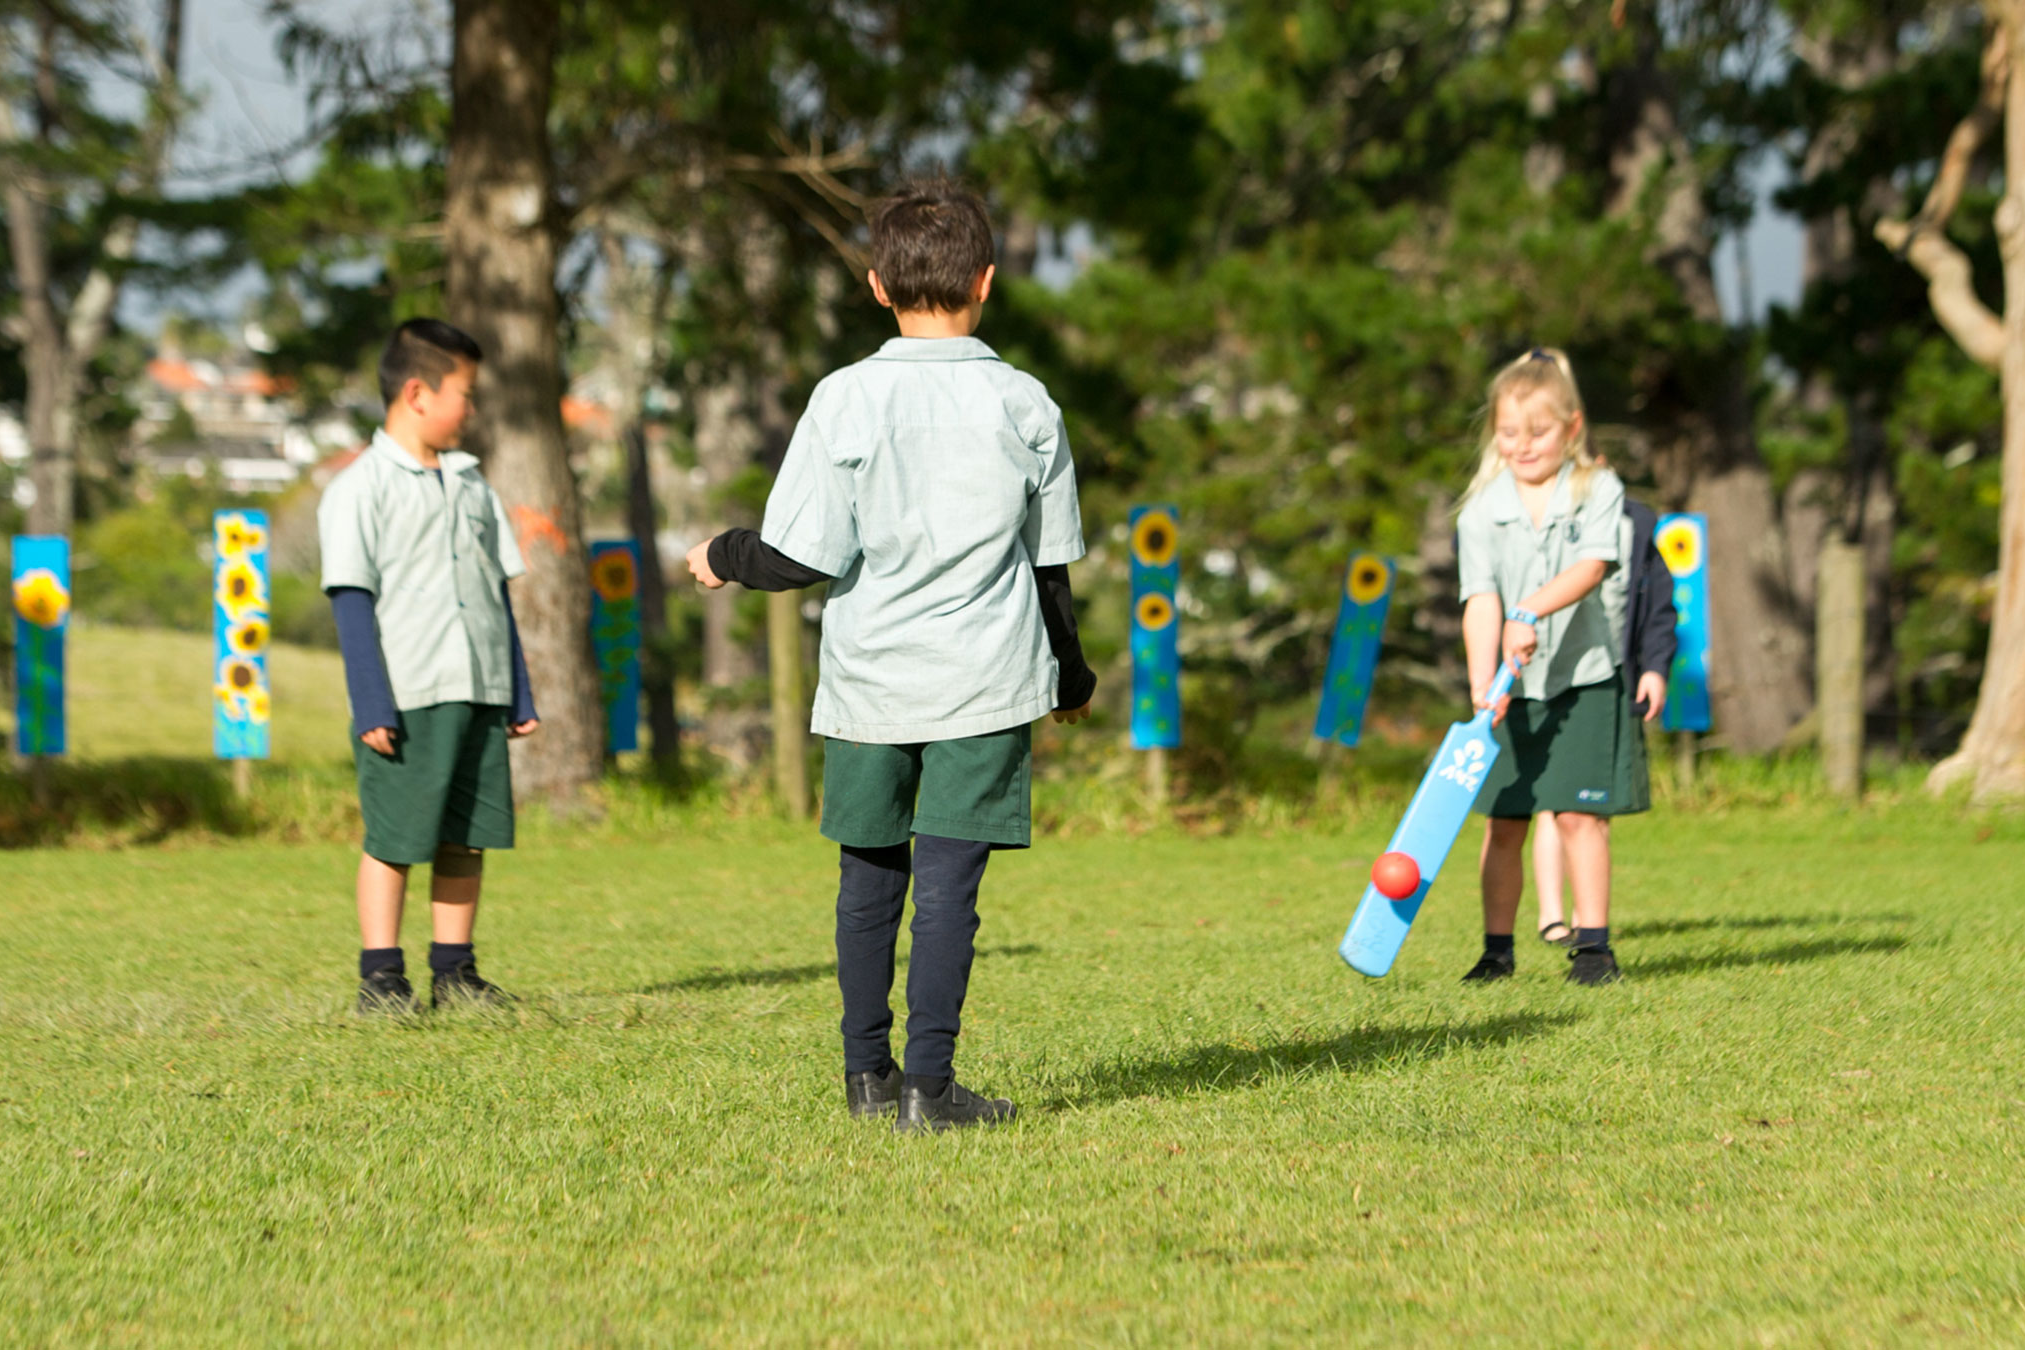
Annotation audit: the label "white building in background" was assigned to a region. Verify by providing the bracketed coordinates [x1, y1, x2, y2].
[132, 350, 312, 494]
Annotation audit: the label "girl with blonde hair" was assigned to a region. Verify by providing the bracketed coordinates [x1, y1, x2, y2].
[1453, 348, 1642, 986]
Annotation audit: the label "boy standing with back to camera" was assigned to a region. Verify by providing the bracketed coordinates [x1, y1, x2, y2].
[319, 319, 540, 1014]
[688, 179, 1097, 1132]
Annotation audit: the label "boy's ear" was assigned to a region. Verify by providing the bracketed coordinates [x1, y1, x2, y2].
[867, 269, 893, 310]
[973, 265, 995, 306]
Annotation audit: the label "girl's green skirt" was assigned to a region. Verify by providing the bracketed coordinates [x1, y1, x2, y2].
[1474, 669, 1650, 819]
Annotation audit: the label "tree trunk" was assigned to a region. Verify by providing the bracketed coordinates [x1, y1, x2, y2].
[1925, 4, 2025, 801]
[1606, 40, 1811, 752]
[626, 421, 681, 776]
[1817, 537, 1866, 798]
[445, 0, 603, 801]
[3, 0, 183, 537]
[767, 590, 810, 818]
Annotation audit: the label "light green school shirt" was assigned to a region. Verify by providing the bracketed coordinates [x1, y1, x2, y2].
[760, 335, 1085, 744]
[317, 430, 527, 710]
[1456, 461, 1625, 701]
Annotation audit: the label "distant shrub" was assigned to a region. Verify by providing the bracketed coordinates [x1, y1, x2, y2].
[75, 505, 210, 631]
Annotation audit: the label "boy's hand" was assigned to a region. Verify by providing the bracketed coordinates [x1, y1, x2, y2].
[1635, 671, 1667, 724]
[510, 718, 540, 739]
[360, 726, 397, 756]
[1051, 701, 1092, 725]
[1501, 618, 1537, 669]
[685, 538, 725, 589]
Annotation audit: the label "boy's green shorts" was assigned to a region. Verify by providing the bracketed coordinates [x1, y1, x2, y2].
[820, 724, 1032, 849]
[354, 702, 516, 864]
[1475, 671, 1650, 819]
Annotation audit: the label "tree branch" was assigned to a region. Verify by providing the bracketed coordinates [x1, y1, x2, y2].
[1876, 215, 2007, 367]
[1895, 21, 2007, 242]
[1874, 14, 2012, 371]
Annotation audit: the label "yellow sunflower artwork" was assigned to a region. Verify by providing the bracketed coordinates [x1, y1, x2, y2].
[217, 559, 267, 616]
[1135, 592, 1176, 631]
[13, 568, 71, 629]
[590, 548, 639, 602]
[216, 655, 263, 711]
[214, 513, 269, 559]
[227, 615, 272, 655]
[1345, 553, 1392, 604]
[1656, 518, 1702, 579]
[1131, 510, 1179, 569]
[246, 688, 273, 725]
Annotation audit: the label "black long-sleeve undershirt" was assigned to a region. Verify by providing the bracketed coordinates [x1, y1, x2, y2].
[705, 527, 1097, 712]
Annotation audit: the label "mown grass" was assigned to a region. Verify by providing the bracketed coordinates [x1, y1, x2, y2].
[3, 802, 2022, 1345]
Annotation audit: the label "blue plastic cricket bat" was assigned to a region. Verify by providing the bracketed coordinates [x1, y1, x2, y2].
[1339, 661, 1518, 977]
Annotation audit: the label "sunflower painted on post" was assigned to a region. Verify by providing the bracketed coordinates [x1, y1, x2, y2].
[1314, 552, 1394, 747]
[1129, 505, 1181, 749]
[1656, 513, 1711, 734]
[213, 510, 273, 760]
[589, 540, 642, 753]
[12, 536, 71, 756]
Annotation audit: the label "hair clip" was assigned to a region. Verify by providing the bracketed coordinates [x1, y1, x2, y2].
[1527, 348, 1554, 363]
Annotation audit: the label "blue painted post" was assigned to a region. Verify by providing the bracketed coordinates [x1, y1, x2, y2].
[213, 511, 274, 777]
[1314, 552, 1395, 748]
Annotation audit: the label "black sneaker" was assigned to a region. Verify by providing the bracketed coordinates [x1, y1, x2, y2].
[430, 960, 516, 1008]
[1567, 946, 1622, 986]
[357, 968, 418, 1015]
[1460, 952, 1516, 983]
[846, 1062, 902, 1119]
[894, 1079, 1018, 1134]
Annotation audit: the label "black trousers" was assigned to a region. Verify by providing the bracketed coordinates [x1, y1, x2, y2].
[834, 834, 992, 1078]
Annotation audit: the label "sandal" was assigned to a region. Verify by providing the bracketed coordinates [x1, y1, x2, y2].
[1538, 921, 1574, 947]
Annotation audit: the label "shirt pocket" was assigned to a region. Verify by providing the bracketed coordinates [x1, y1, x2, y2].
[457, 495, 507, 583]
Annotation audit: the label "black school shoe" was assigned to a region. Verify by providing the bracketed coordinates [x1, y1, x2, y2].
[846, 1063, 902, 1119]
[1566, 946, 1623, 986]
[430, 960, 517, 1008]
[1460, 952, 1516, 982]
[894, 1080, 1018, 1134]
[356, 968, 419, 1015]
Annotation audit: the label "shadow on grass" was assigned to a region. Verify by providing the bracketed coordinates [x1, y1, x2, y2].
[1617, 913, 1914, 940]
[1049, 1011, 1576, 1109]
[644, 942, 1044, 994]
[0, 757, 255, 847]
[1628, 934, 1910, 979]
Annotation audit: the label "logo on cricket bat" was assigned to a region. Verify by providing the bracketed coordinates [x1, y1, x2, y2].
[1436, 737, 1488, 793]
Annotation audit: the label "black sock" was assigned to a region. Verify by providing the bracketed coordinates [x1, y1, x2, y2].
[428, 942, 475, 975]
[1574, 926, 1610, 952]
[903, 1073, 951, 1097]
[360, 947, 404, 979]
[1483, 933, 1515, 957]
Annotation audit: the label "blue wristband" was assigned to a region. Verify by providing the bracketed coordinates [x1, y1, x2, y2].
[1506, 606, 1539, 626]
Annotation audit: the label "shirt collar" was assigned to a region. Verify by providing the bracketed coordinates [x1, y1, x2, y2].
[868, 335, 1000, 363]
[370, 429, 477, 476]
[1484, 461, 1574, 525]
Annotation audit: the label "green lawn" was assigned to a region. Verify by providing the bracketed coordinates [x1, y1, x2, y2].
[57, 624, 354, 763]
[3, 805, 2021, 1345]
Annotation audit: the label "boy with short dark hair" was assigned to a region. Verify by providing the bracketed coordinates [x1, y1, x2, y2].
[319, 317, 540, 1014]
[687, 179, 1096, 1132]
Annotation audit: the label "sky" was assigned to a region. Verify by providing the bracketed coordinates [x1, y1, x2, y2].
[141, 2, 1804, 332]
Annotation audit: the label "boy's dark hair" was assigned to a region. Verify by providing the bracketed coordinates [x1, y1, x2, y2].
[868, 179, 995, 314]
[378, 318, 484, 406]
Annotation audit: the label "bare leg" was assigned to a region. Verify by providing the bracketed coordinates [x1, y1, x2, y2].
[1479, 816, 1531, 936]
[1556, 812, 1611, 931]
[1531, 810, 1566, 934]
[430, 846, 483, 945]
[357, 854, 411, 949]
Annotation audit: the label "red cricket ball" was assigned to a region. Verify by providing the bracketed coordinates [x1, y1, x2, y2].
[1371, 851, 1421, 900]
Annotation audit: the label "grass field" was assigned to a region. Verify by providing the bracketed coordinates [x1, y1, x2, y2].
[4, 800, 2022, 1345]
